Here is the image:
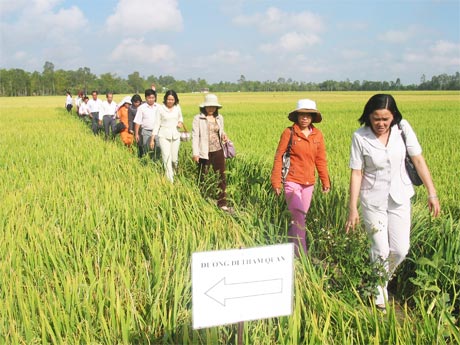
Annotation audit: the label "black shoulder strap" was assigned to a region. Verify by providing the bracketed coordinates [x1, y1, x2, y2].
[286, 126, 294, 153]
[398, 123, 407, 147]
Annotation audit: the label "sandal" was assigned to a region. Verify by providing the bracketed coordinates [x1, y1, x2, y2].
[220, 206, 235, 214]
[376, 304, 386, 314]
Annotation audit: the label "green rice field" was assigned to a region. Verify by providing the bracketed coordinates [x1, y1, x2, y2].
[0, 91, 459, 343]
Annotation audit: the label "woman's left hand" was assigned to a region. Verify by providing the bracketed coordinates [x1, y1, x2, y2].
[322, 187, 330, 193]
[221, 134, 228, 142]
[428, 196, 441, 217]
[177, 122, 183, 129]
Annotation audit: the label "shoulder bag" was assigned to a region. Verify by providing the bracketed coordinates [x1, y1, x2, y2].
[398, 123, 423, 186]
[180, 123, 191, 142]
[281, 127, 294, 184]
[223, 140, 236, 159]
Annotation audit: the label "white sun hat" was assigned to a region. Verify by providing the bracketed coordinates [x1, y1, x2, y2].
[288, 99, 322, 123]
[119, 95, 132, 105]
[200, 94, 222, 108]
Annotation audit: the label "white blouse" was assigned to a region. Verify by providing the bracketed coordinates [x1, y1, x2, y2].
[153, 104, 183, 140]
[349, 119, 422, 207]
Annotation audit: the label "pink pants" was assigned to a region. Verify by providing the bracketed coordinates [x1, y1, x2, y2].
[284, 181, 314, 257]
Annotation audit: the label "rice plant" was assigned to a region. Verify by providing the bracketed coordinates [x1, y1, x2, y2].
[0, 92, 458, 343]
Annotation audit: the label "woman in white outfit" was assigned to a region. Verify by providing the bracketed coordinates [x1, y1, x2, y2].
[150, 90, 183, 182]
[345, 94, 440, 311]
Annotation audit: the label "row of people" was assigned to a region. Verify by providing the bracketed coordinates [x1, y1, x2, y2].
[67, 90, 232, 211]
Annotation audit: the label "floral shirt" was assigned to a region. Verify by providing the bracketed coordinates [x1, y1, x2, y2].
[208, 121, 221, 152]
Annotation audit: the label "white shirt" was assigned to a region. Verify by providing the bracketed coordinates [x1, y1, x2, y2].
[79, 102, 90, 115]
[87, 98, 103, 113]
[153, 104, 183, 139]
[101, 100, 118, 117]
[66, 95, 73, 105]
[349, 119, 422, 207]
[133, 102, 159, 130]
[75, 96, 82, 108]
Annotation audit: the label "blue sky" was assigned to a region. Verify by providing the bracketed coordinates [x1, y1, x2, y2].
[1, 0, 459, 84]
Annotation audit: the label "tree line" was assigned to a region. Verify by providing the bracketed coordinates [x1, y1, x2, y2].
[1, 61, 459, 97]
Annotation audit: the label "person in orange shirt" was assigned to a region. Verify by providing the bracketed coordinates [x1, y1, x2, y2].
[117, 96, 134, 147]
[271, 99, 331, 257]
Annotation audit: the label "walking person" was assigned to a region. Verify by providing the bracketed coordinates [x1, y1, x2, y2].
[78, 96, 90, 121]
[129, 94, 143, 157]
[134, 89, 160, 160]
[192, 94, 232, 212]
[75, 91, 84, 116]
[87, 90, 103, 135]
[345, 94, 440, 311]
[101, 92, 118, 140]
[116, 96, 134, 148]
[271, 99, 330, 257]
[65, 91, 73, 113]
[150, 90, 184, 182]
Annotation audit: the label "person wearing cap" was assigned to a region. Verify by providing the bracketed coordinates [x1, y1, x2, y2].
[150, 90, 184, 183]
[192, 94, 231, 212]
[345, 94, 440, 312]
[271, 99, 330, 257]
[116, 96, 134, 147]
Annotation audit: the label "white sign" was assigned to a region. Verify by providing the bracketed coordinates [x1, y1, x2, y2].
[192, 243, 294, 329]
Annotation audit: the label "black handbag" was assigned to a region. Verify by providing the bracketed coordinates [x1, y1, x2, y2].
[399, 123, 423, 186]
[281, 127, 294, 183]
[113, 121, 126, 135]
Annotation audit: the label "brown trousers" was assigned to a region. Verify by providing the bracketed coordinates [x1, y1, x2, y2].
[198, 149, 227, 207]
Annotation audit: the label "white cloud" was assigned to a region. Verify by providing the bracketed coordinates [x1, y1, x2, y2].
[1, 3, 87, 45]
[340, 49, 368, 60]
[0, 0, 29, 15]
[0, 1, 88, 69]
[209, 50, 249, 64]
[378, 26, 418, 44]
[109, 38, 175, 63]
[402, 40, 460, 67]
[430, 40, 460, 55]
[260, 32, 320, 52]
[233, 6, 323, 34]
[106, 0, 183, 35]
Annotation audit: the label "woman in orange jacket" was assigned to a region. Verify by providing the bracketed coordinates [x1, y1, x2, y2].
[271, 99, 330, 257]
[117, 96, 134, 147]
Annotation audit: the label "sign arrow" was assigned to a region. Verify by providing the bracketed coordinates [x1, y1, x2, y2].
[205, 277, 283, 306]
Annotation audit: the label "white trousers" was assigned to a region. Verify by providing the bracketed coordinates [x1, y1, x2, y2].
[361, 197, 411, 305]
[158, 137, 180, 183]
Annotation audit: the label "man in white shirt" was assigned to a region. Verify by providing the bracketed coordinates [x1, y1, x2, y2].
[134, 89, 160, 160]
[101, 92, 118, 140]
[87, 91, 103, 135]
